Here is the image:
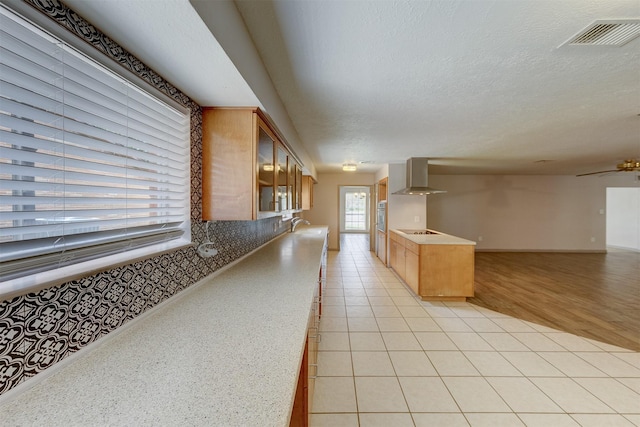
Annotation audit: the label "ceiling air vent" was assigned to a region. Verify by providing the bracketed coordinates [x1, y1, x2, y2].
[561, 19, 640, 47]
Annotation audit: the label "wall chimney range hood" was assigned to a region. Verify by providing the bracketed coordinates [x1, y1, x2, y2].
[392, 157, 446, 195]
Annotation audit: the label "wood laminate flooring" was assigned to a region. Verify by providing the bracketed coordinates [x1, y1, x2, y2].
[470, 250, 640, 351]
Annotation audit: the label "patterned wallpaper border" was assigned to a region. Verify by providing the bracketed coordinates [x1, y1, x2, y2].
[0, 0, 287, 396]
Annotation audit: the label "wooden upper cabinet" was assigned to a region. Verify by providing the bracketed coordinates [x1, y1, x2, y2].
[301, 175, 315, 211]
[378, 177, 388, 202]
[202, 107, 302, 220]
[277, 146, 289, 212]
[295, 165, 303, 210]
[257, 123, 277, 214]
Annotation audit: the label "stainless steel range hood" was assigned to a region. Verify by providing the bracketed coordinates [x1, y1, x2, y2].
[392, 158, 446, 195]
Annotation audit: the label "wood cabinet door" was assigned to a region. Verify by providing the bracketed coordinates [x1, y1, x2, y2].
[389, 238, 398, 271]
[290, 338, 308, 427]
[421, 245, 474, 297]
[202, 108, 256, 220]
[276, 145, 289, 211]
[307, 314, 317, 416]
[392, 240, 406, 280]
[405, 249, 419, 295]
[301, 176, 314, 210]
[257, 120, 277, 214]
[294, 164, 302, 210]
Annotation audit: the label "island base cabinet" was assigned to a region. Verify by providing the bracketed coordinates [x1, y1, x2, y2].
[404, 249, 419, 295]
[389, 238, 405, 279]
[389, 231, 474, 302]
[420, 244, 474, 301]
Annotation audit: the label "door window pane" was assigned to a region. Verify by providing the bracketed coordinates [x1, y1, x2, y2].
[344, 191, 367, 231]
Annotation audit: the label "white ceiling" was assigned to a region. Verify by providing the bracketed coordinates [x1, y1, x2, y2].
[63, 0, 639, 176]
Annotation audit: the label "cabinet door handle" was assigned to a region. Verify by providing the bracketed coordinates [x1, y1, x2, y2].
[309, 363, 318, 379]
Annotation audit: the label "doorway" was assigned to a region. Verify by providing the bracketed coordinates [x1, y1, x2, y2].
[339, 186, 370, 233]
[338, 185, 372, 251]
[606, 187, 640, 251]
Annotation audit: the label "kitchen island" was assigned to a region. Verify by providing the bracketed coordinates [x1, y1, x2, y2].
[389, 229, 476, 301]
[0, 226, 328, 426]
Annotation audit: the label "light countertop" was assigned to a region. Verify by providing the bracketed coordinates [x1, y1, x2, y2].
[0, 225, 328, 426]
[391, 229, 476, 245]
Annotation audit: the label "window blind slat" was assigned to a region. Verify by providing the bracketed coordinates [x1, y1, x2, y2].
[1, 205, 185, 221]
[0, 214, 185, 238]
[0, 163, 186, 193]
[1, 131, 186, 176]
[1, 149, 184, 187]
[59, 45, 187, 141]
[1, 53, 184, 147]
[0, 121, 186, 174]
[1, 193, 184, 204]
[1, 175, 184, 195]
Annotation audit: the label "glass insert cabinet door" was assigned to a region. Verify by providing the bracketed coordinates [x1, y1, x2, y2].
[295, 164, 302, 210]
[277, 146, 288, 212]
[258, 127, 276, 213]
[288, 156, 295, 211]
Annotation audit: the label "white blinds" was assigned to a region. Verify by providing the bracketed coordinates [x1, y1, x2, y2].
[0, 6, 190, 281]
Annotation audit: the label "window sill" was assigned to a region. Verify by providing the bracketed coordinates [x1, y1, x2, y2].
[0, 238, 192, 302]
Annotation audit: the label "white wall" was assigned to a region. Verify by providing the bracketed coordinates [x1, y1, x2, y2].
[375, 164, 389, 183]
[606, 187, 640, 250]
[388, 163, 427, 230]
[427, 173, 639, 251]
[304, 172, 376, 250]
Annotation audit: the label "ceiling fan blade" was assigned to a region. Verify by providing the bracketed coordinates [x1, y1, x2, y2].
[575, 169, 620, 177]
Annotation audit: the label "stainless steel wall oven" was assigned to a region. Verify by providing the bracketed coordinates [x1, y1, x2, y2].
[377, 201, 387, 232]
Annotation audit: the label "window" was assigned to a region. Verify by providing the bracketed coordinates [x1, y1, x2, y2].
[0, 5, 190, 290]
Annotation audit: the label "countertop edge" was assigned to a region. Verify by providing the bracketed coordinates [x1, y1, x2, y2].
[390, 229, 477, 245]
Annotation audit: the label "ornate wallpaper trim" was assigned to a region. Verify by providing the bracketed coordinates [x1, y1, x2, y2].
[0, 0, 287, 396]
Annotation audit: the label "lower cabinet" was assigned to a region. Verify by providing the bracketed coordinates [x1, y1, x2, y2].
[420, 244, 474, 300]
[389, 231, 474, 301]
[376, 230, 387, 265]
[389, 236, 405, 279]
[308, 278, 320, 412]
[290, 248, 325, 426]
[404, 247, 419, 295]
[289, 340, 308, 427]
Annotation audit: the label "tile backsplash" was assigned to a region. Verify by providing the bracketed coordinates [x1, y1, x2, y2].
[0, 0, 288, 396]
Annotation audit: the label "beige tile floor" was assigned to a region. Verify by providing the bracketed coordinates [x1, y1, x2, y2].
[310, 234, 640, 427]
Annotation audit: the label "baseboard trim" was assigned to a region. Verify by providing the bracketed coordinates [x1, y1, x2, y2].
[474, 249, 607, 254]
[606, 245, 640, 253]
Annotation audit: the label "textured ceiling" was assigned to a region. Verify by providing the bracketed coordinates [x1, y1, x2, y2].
[62, 0, 639, 176]
[234, 0, 640, 175]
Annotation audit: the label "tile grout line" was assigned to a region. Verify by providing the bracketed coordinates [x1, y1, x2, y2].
[315, 240, 640, 426]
